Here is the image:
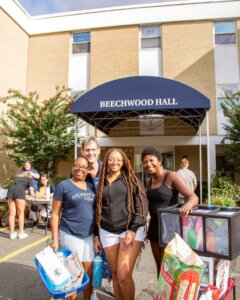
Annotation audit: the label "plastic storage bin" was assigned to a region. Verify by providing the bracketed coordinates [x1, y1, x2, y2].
[35, 249, 90, 299]
[158, 204, 240, 260]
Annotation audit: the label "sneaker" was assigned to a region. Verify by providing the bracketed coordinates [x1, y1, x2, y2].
[10, 232, 18, 239]
[90, 290, 99, 300]
[18, 232, 28, 239]
[105, 282, 114, 295]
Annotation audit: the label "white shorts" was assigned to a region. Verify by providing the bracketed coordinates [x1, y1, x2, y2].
[59, 230, 94, 262]
[99, 226, 146, 248]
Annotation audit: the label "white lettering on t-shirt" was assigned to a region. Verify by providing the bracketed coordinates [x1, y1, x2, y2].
[72, 192, 95, 202]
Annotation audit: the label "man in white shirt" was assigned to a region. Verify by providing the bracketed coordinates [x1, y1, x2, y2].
[177, 158, 197, 204]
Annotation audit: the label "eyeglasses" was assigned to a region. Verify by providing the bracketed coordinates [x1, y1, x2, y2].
[108, 158, 123, 163]
[72, 165, 88, 170]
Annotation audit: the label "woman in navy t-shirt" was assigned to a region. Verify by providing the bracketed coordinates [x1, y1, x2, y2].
[19, 160, 40, 192]
[51, 156, 96, 300]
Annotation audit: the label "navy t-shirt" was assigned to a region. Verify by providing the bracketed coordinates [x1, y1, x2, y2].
[19, 168, 40, 192]
[53, 179, 96, 238]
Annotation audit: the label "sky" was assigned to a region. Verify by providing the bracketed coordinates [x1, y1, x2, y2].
[18, 0, 169, 16]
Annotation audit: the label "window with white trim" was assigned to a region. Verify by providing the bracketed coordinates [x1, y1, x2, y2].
[141, 26, 161, 49]
[72, 32, 90, 54]
[214, 22, 236, 45]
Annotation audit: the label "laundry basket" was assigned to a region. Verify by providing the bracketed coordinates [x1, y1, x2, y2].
[35, 249, 89, 299]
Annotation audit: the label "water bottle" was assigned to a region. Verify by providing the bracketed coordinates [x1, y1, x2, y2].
[92, 253, 103, 288]
[45, 186, 50, 201]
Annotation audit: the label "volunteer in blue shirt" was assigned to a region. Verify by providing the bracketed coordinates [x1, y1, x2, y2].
[19, 160, 40, 192]
[51, 156, 96, 300]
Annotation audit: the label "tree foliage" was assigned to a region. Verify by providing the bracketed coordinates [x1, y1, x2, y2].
[0, 86, 76, 176]
[221, 90, 240, 172]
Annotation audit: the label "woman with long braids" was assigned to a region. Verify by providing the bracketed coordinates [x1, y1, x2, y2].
[94, 148, 148, 300]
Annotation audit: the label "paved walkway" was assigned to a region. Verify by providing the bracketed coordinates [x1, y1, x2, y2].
[0, 224, 239, 299]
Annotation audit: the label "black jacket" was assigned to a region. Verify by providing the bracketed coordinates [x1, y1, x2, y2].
[99, 174, 148, 233]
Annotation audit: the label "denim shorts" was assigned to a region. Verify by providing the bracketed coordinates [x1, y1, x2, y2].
[59, 230, 94, 262]
[99, 226, 146, 248]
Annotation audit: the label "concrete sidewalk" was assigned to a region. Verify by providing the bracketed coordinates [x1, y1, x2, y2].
[0, 226, 158, 300]
[93, 241, 158, 300]
[0, 225, 239, 300]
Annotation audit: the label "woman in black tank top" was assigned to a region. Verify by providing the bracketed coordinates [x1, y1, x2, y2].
[141, 147, 199, 277]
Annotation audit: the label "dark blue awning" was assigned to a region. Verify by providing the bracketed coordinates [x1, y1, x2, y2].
[71, 76, 210, 135]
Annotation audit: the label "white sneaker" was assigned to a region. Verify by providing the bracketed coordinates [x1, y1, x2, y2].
[90, 290, 99, 300]
[18, 232, 28, 239]
[10, 232, 18, 239]
[105, 282, 114, 295]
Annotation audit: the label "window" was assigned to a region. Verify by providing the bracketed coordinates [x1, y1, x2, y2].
[72, 32, 90, 54]
[141, 26, 161, 48]
[214, 22, 236, 45]
[217, 85, 238, 110]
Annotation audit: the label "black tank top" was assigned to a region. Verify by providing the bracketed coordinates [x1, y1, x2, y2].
[146, 171, 179, 226]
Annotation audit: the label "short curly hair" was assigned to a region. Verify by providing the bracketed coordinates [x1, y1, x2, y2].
[141, 147, 163, 162]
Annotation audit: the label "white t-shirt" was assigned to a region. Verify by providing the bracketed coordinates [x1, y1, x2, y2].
[177, 168, 197, 193]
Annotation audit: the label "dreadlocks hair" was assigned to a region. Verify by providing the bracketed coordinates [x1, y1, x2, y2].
[96, 148, 148, 230]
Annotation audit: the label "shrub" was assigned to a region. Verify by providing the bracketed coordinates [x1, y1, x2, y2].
[206, 171, 240, 207]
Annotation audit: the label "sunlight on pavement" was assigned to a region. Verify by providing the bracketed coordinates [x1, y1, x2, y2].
[0, 235, 50, 263]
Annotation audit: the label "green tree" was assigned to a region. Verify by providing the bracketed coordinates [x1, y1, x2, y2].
[0, 86, 78, 176]
[221, 90, 240, 172]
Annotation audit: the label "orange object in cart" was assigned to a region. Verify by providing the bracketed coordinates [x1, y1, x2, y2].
[205, 285, 220, 300]
[176, 270, 201, 299]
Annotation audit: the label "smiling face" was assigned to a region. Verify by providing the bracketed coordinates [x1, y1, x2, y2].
[72, 157, 89, 181]
[24, 162, 31, 171]
[142, 154, 162, 174]
[107, 150, 124, 175]
[81, 141, 100, 164]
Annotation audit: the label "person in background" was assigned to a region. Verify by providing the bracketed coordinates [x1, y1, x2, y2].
[141, 147, 199, 277]
[30, 173, 55, 228]
[51, 156, 96, 300]
[81, 135, 114, 297]
[94, 148, 148, 300]
[177, 157, 197, 204]
[19, 160, 40, 192]
[19, 160, 40, 222]
[7, 172, 35, 239]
